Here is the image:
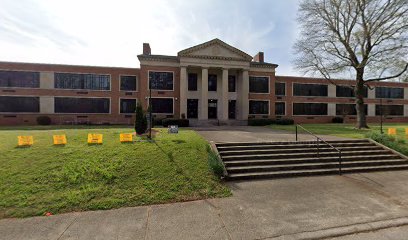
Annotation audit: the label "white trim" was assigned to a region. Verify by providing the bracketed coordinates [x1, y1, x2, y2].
[147, 96, 175, 115]
[248, 75, 270, 94]
[275, 101, 286, 116]
[374, 104, 405, 116]
[119, 98, 138, 114]
[275, 81, 286, 96]
[147, 70, 175, 91]
[53, 71, 112, 91]
[119, 74, 138, 92]
[292, 82, 329, 97]
[292, 102, 328, 116]
[53, 96, 112, 114]
[0, 95, 41, 114]
[374, 86, 405, 100]
[248, 99, 270, 115]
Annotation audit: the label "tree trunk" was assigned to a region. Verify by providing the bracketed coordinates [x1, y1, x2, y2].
[355, 69, 369, 129]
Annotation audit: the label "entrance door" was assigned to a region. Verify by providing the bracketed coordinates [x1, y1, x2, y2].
[208, 99, 217, 119]
[187, 99, 198, 118]
[228, 100, 236, 119]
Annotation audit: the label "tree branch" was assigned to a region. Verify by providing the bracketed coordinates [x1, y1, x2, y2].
[364, 63, 408, 82]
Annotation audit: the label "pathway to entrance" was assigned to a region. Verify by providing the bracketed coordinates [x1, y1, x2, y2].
[195, 125, 350, 142]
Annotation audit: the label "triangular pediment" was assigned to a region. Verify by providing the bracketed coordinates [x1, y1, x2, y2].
[178, 39, 253, 62]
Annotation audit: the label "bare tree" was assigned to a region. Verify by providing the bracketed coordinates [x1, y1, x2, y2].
[294, 0, 408, 128]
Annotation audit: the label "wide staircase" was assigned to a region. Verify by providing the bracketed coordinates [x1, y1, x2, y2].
[216, 139, 408, 181]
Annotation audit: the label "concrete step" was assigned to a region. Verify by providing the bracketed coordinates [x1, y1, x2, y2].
[221, 150, 391, 161]
[226, 159, 408, 173]
[226, 164, 408, 181]
[216, 139, 369, 147]
[223, 154, 402, 167]
[219, 146, 382, 156]
[216, 142, 376, 151]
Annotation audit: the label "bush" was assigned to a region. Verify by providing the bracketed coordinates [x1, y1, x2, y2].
[276, 118, 294, 125]
[206, 145, 225, 178]
[36, 116, 51, 125]
[332, 117, 344, 123]
[248, 118, 276, 126]
[365, 132, 408, 156]
[134, 102, 147, 135]
[153, 118, 163, 126]
[162, 118, 189, 127]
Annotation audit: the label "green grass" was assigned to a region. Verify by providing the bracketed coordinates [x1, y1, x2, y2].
[0, 126, 231, 218]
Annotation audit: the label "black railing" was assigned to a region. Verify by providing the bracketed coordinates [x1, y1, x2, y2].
[295, 124, 342, 175]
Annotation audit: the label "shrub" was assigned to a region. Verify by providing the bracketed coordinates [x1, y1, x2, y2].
[36, 116, 51, 125]
[134, 102, 147, 135]
[206, 145, 225, 178]
[365, 132, 408, 156]
[153, 118, 163, 126]
[162, 118, 189, 127]
[332, 117, 344, 123]
[248, 118, 276, 126]
[276, 118, 294, 125]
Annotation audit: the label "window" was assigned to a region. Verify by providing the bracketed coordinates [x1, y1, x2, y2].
[336, 104, 367, 115]
[0, 96, 39, 112]
[275, 102, 285, 115]
[249, 76, 269, 93]
[336, 85, 368, 98]
[376, 105, 404, 116]
[275, 82, 285, 96]
[149, 71, 173, 90]
[293, 103, 327, 115]
[120, 75, 137, 91]
[0, 70, 40, 88]
[293, 83, 328, 96]
[150, 98, 173, 114]
[54, 73, 110, 90]
[55, 97, 110, 113]
[249, 100, 269, 114]
[120, 99, 137, 114]
[208, 74, 217, 91]
[375, 87, 404, 99]
[188, 73, 197, 91]
[228, 75, 236, 92]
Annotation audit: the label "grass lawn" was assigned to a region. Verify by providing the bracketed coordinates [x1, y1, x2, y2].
[270, 123, 408, 141]
[0, 126, 230, 219]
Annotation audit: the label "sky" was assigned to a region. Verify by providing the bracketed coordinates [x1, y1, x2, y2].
[0, 0, 301, 76]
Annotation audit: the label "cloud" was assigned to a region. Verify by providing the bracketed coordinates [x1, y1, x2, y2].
[0, 0, 302, 75]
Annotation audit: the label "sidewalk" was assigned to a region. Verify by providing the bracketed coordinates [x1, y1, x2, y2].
[2, 171, 408, 239]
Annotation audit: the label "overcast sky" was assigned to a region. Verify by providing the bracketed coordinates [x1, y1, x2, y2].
[0, 0, 301, 76]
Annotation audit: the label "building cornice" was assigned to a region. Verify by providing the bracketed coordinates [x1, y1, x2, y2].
[137, 54, 179, 63]
[250, 62, 279, 68]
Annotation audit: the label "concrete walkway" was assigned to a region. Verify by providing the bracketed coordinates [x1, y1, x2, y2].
[2, 171, 408, 240]
[194, 126, 350, 143]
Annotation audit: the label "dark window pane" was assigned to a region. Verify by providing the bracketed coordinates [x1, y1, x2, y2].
[336, 104, 367, 115]
[293, 103, 327, 115]
[375, 105, 404, 116]
[336, 85, 368, 98]
[293, 83, 328, 96]
[149, 72, 173, 90]
[375, 87, 404, 99]
[0, 96, 39, 112]
[275, 82, 285, 96]
[120, 99, 137, 113]
[55, 97, 110, 113]
[228, 75, 236, 92]
[54, 73, 110, 90]
[151, 98, 173, 114]
[188, 73, 197, 91]
[249, 76, 269, 93]
[120, 75, 137, 91]
[275, 102, 285, 115]
[249, 100, 269, 114]
[208, 74, 217, 91]
[0, 70, 40, 88]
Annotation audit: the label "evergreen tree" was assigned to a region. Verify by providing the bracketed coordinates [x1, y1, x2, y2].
[134, 102, 147, 135]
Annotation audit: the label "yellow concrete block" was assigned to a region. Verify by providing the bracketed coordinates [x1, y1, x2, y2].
[53, 135, 67, 145]
[388, 128, 397, 135]
[88, 134, 103, 144]
[18, 136, 33, 146]
[120, 133, 133, 143]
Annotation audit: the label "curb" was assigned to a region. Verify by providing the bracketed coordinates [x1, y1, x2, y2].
[268, 216, 408, 240]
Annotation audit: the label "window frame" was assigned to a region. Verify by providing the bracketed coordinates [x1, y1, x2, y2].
[147, 70, 174, 91]
[292, 82, 328, 97]
[335, 103, 368, 116]
[54, 71, 112, 91]
[54, 96, 111, 114]
[119, 74, 138, 92]
[375, 104, 404, 116]
[148, 97, 175, 114]
[119, 98, 138, 114]
[275, 82, 286, 96]
[249, 75, 270, 94]
[292, 102, 328, 116]
[228, 75, 236, 92]
[375, 87, 404, 99]
[208, 74, 217, 92]
[275, 102, 286, 116]
[0, 95, 40, 113]
[188, 73, 198, 91]
[248, 99, 270, 115]
[0, 70, 40, 89]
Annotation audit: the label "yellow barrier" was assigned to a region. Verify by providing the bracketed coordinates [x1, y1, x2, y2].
[88, 134, 103, 144]
[388, 128, 397, 135]
[120, 133, 133, 143]
[18, 136, 33, 146]
[406, 128, 408, 135]
[53, 135, 67, 145]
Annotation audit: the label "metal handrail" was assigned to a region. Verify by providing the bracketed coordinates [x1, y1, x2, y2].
[295, 124, 342, 175]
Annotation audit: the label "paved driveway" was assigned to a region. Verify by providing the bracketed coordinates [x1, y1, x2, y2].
[2, 171, 408, 240]
[194, 126, 350, 143]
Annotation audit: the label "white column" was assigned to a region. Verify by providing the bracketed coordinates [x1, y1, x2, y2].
[368, 104, 376, 116]
[367, 87, 375, 99]
[238, 70, 249, 120]
[220, 68, 229, 121]
[199, 68, 208, 120]
[328, 103, 336, 116]
[40, 96, 54, 113]
[328, 84, 336, 98]
[40, 72, 54, 89]
[179, 67, 187, 118]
